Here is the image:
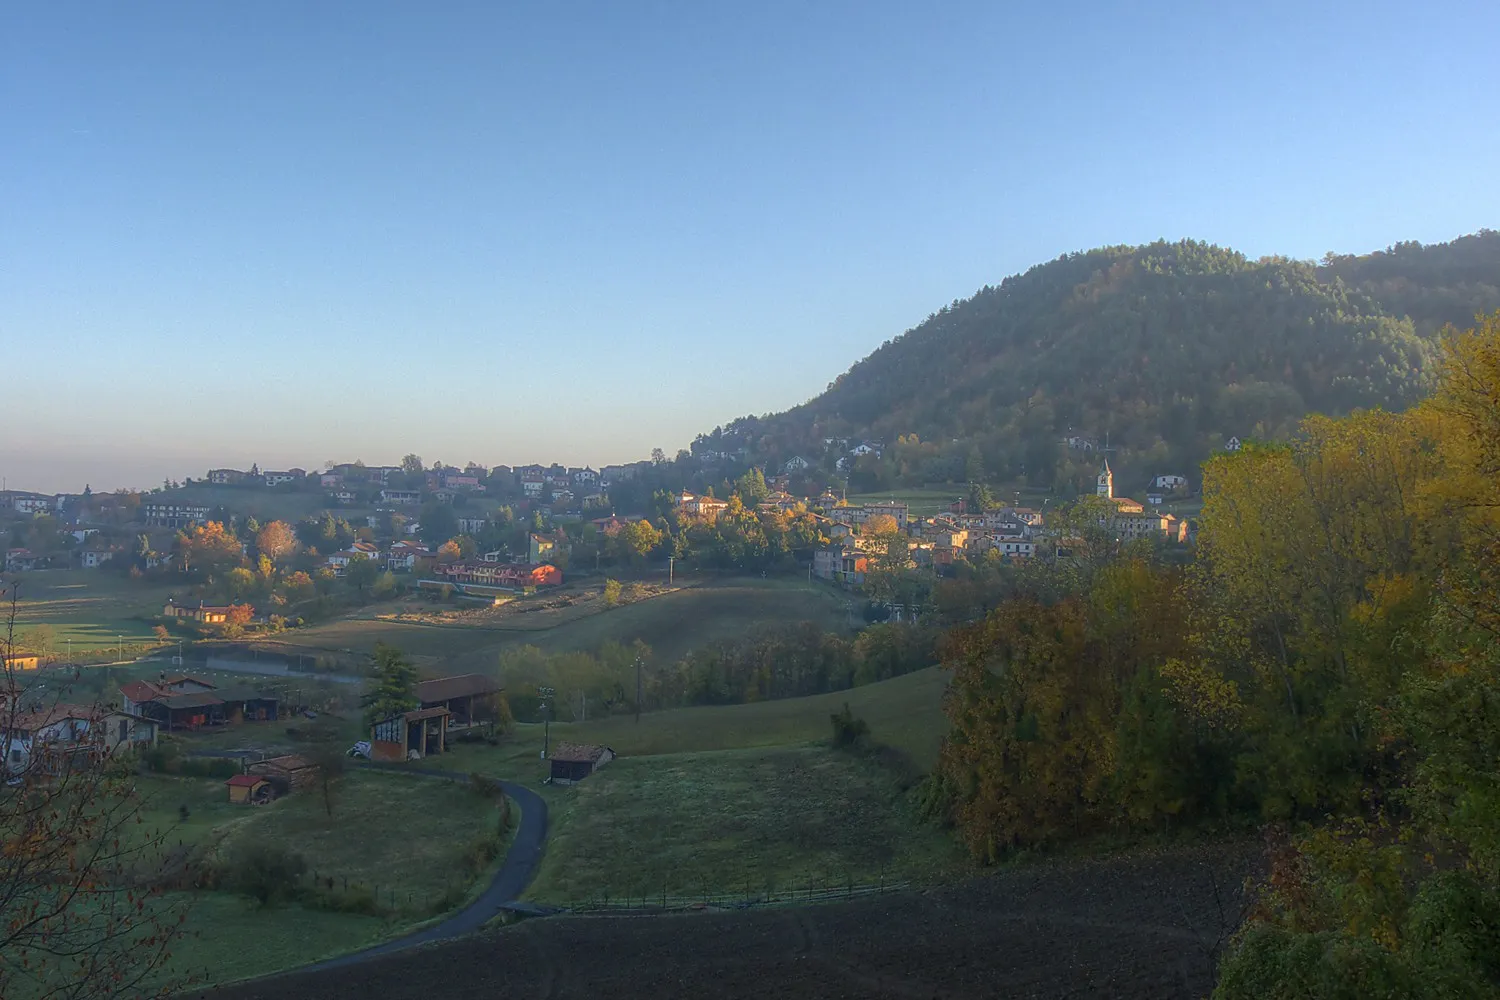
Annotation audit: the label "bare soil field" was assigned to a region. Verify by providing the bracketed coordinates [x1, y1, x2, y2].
[205, 840, 1261, 1000]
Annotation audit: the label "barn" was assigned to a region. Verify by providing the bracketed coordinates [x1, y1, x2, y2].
[548, 742, 615, 785]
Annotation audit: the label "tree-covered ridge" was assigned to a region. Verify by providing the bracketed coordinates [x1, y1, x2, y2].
[709, 232, 1500, 492]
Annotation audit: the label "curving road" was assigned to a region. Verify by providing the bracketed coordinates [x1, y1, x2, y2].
[301, 763, 550, 971]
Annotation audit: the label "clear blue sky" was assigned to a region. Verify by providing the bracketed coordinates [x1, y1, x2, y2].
[3, 1, 1496, 492]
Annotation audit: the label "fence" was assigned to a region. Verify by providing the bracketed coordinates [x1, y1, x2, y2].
[562, 874, 911, 915]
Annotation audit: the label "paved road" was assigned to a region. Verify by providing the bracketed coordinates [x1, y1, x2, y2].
[295, 763, 549, 971]
[183, 755, 550, 976]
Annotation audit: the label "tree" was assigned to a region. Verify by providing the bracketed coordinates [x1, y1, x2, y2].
[418, 502, 459, 550]
[362, 642, 419, 727]
[1, 582, 188, 997]
[256, 520, 296, 562]
[345, 554, 379, 594]
[224, 566, 257, 600]
[175, 520, 245, 579]
[303, 720, 348, 820]
[734, 468, 770, 505]
[621, 519, 663, 564]
[603, 578, 622, 606]
[401, 453, 424, 475]
[436, 540, 462, 564]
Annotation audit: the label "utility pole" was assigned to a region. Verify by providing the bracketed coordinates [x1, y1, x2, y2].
[634, 655, 643, 724]
[668, 555, 674, 586]
[539, 686, 554, 759]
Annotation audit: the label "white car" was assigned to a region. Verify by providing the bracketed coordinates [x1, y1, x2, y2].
[347, 741, 372, 759]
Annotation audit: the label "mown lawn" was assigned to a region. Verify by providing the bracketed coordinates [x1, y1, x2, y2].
[526, 745, 964, 904]
[8, 569, 176, 652]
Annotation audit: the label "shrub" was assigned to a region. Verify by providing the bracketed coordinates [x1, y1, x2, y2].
[459, 835, 503, 877]
[830, 703, 870, 749]
[227, 843, 308, 907]
[603, 578, 622, 606]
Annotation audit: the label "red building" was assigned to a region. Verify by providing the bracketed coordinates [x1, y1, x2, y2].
[431, 561, 561, 590]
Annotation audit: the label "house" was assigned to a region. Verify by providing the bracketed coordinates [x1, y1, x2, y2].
[13, 495, 53, 514]
[226, 774, 272, 805]
[1, 702, 158, 776]
[849, 442, 880, 458]
[812, 543, 867, 585]
[262, 469, 305, 487]
[1147, 492, 1165, 506]
[162, 599, 233, 624]
[326, 543, 379, 576]
[207, 469, 247, 485]
[528, 533, 556, 565]
[120, 679, 224, 730]
[80, 547, 118, 569]
[520, 472, 546, 497]
[327, 490, 356, 505]
[142, 502, 210, 528]
[5, 548, 40, 572]
[319, 472, 344, 487]
[1151, 474, 1188, 490]
[675, 493, 729, 521]
[783, 456, 812, 473]
[386, 541, 431, 572]
[456, 516, 488, 536]
[1225, 436, 1243, 452]
[547, 742, 615, 785]
[69, 528, 100, 543]
[380, 488, 421, 505]
[370, 708, 450, 761]
[863, 501, 909, 528]
[3, 653, 40, 672]
[572, 467, 599, 485]
[589, 515, 637, 536]
[441, 473, 481, 491]
[415, 674, 503, 729]
[429, 489, 456, 504]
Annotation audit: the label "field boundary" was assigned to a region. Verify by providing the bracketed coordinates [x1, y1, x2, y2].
[561, 879, 911, 915]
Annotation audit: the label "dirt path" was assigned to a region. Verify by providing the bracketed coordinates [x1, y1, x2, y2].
[203, 840, 1261, 999]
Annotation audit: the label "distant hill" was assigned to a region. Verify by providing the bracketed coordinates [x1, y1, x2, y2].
[695, 231, 1500, 494]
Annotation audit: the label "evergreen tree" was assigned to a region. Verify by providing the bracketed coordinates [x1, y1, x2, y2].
[361, 643, 420, 726]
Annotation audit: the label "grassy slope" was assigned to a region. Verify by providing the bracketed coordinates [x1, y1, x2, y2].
[271, 578, 856, 671]
[9, 570, 176, 650]
[526, 746, 962, 904]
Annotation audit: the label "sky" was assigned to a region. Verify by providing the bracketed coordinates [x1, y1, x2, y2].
[3, 1, 1497, 493]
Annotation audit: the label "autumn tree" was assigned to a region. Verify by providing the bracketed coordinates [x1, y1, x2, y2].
[256, 520, 296, 563]
[174, 520, 245, 580]
[345, 554, 380, 594]
[621, 518, 663, 565]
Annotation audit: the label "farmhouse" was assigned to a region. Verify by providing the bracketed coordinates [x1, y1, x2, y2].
[1, 703, 157, 776]
[3, 653, 40, 672]
[121, 677, 278, 731]
[416, 673, 503, 729]
[548, 742, 615, 785]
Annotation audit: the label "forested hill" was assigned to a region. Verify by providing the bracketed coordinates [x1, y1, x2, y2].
[697, 231, 1500, 494]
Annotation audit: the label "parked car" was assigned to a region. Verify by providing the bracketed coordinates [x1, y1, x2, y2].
[347, 741, 371, 759]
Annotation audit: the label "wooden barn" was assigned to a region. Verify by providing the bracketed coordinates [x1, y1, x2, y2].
[548, 742, 615, 785]
[369, 706, 450, 762]
[415, 673, 502, 729]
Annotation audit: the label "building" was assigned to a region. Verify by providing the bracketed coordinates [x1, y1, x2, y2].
[80, 547, 118, 569]
[1151, 474, 1188, 490]
[1097, 460, 1114, 497]
[1, 702, 158, 776]
[456, 516, 488, 535]
[415, 674, 503, 729]
[1225, 436, 1243, 452]
[262, 469, 305, 487]
[247, 753, 320, 789]
[812, 543, 867, 585]
[380, 488, 421, 505]
[4, 549, 40, 572]
[162, 600, 233, 624]
[12, 495, 52, 515]
[528, 533, 556, 565]
[225, 774, 272, 805]
[2, 653, 40, 672]
[369, 708, 450, 761]
[547, 742, 615, 785]
[674, 492, 729, 521]
[428, 561, 562, 592]
[121, 676, 278, 730]
[441, 473, 481, 490]
[783, 456, 811, 473]
[142, 502, 210, 528]
[207, 469, 247, 485]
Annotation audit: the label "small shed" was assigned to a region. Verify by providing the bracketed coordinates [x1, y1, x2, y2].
[226, 774, 271, 804]
[548, 742, 615, 785]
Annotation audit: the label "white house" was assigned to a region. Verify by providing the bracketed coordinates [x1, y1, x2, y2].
[783, 456, 811, 473]
[13, 496, 52, 514]
[262, 470, 302, 487]
[2, 704, 158, 776]
[80, 548, 116, 569]
[1225, 436, 1243, 452]
[849, 442, 880, 458]
[1151, 474, 1188, 490]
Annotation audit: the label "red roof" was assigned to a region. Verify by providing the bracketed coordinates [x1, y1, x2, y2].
[121, 680, 166, 703]
[225, 774, 264, 787]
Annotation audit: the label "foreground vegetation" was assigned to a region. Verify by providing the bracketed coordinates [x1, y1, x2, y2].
[924, 313, 1500, 995]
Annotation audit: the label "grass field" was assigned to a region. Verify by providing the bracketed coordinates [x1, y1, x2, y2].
[7, 570, 175, 653]
[434, 664, 949, 782]
[527, 745, 964, 904]
[268, 577, 857, 672]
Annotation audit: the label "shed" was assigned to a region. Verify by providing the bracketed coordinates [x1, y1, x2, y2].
[370, 706, 450, 761]
[247, 754, 319, 789]
[548, 742, 615, 785]
[226, 774, 271, 804]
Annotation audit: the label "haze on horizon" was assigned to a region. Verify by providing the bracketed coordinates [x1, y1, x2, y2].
[3, 1, 1497, 494]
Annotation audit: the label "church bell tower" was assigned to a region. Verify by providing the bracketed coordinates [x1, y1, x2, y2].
[1096, 459, 1113, 498]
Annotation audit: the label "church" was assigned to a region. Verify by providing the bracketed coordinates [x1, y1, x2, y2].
[1095, 460, 1186, 541]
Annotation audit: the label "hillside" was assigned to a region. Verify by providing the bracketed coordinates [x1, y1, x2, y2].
[699, 231, 1500, 493]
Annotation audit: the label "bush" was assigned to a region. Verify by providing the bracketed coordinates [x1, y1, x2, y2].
[306, 883, 383, 917]
[459, 835, 503, 877]
[227, 842, 308, 907]
[830, 703, 870, 749]
[603, 578, 622, 607]
[467, 772, 501, 799]
[177, 757, 241, 779]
